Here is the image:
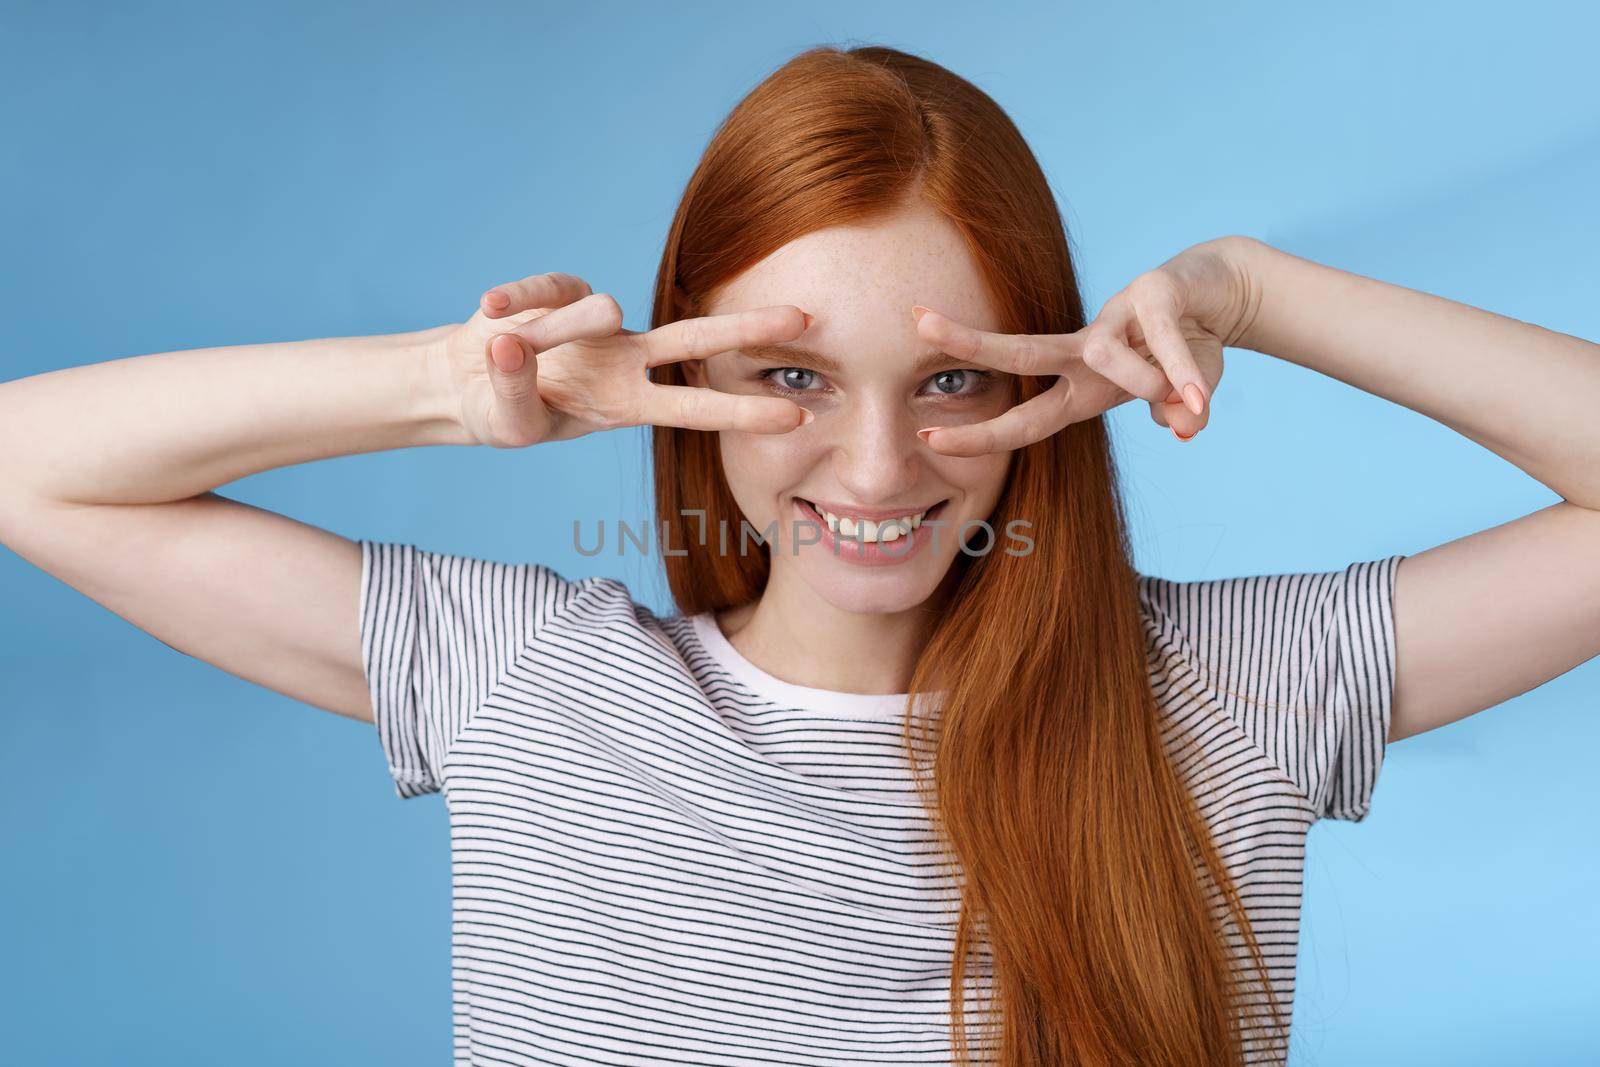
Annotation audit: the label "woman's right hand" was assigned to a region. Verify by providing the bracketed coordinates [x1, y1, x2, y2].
[428, 271, 814, 448]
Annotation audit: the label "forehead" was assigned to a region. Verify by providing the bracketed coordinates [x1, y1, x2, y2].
[703, 200, 1003, 334]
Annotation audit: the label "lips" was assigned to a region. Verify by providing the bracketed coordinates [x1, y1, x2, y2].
[795, 498, 949, 525]
[790, 495, 940, 537]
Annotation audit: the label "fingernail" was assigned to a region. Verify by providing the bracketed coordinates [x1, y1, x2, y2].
[1171, 425, 1196, 442]
[484, 289, 509, 309]
[798, 408, 815, 426]
[800, 311, 814, 330]
[917, 426, 944, 443]
[912, 305, 931, 323]
[492, 334, 523, 373]
[1182, 383, 1205, 416]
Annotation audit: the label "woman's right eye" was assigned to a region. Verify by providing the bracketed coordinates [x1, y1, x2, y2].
[757, 367, 824, 395]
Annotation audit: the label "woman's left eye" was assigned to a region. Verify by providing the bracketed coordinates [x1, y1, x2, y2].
[757, 367, 996, 398]
[920, 368, 996, 398]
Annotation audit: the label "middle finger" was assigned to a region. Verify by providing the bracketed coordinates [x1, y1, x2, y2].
[640, 305, 810, 369]
[917, 375, 1076, 456]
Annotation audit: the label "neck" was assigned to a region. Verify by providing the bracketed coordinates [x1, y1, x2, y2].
[716, 568, 955, 695]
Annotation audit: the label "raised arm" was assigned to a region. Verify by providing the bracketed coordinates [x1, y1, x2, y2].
[0, 269, 811, 724]
[1228, 236, 1600, 743]
[0, 321, 469, 723]
[906, 234, 1600, 747]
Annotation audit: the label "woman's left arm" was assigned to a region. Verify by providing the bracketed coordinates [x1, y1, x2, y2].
[1229, 236, 1600, 743]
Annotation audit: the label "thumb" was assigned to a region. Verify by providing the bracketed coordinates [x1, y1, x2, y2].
[484, 332, 550, 446]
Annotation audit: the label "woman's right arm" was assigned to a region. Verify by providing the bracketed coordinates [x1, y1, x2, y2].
[0, 272, 810, 725]
[0, 324, 470, 723]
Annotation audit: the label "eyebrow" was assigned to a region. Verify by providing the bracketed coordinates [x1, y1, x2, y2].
[737, 342, 971, 378]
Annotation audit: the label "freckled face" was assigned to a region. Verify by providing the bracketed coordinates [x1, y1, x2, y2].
[683, 200, 1016, 615]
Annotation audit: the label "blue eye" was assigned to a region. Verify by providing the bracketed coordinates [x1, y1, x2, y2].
[756, 367, 997, 399]
[761, 367, 822, 393]
[924, 369, 989, 397]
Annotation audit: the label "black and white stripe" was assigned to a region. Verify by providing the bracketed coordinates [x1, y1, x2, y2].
[359, 540, 1404, 1065]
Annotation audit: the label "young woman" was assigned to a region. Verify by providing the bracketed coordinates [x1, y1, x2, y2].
[2, 44, 1595, 1067]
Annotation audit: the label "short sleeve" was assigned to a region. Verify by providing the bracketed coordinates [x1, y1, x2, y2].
[1137, 553, 1406, 823]
[357, 540, 587, 799]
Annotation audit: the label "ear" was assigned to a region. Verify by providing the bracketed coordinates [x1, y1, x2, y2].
[682, 359, 706, 388]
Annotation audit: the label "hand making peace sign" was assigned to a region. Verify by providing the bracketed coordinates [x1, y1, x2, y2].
[909, 237, 1260, 454]
[429, 271, 812, 449]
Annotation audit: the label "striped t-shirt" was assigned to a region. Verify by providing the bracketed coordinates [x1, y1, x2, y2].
[358, 540, 1405, 1066]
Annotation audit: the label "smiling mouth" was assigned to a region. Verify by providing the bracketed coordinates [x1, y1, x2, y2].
[794, 497, 950, 534]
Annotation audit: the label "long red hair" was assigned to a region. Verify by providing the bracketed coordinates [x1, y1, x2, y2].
[648, 45, 1287, 1065]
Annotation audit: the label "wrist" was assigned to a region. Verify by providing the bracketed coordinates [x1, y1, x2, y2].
[1210, 235, 1278, 352]
[393, 325, 476, 447]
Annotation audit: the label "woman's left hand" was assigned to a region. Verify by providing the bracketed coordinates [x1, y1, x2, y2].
[910, 235, 1262, 454]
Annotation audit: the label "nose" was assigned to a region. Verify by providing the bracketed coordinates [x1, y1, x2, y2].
[824, 396, 928, 505]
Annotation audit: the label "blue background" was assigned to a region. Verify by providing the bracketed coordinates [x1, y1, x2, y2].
[3, 2, 1597, 1063]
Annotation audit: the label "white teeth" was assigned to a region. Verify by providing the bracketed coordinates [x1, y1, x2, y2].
[807, 500, 935, 543]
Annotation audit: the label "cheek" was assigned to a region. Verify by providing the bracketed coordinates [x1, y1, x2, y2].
[936, 390, 1014, 426]
[721, 428, 816, 472]
[939, 452, 1012, 507]
[716, 431, 818, 515]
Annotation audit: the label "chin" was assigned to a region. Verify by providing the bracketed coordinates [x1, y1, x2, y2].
[791, 555, 951, 616]
[810, 583, 940, 617]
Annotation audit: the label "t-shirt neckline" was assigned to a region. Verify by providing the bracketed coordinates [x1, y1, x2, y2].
[688, 611, 928, 720]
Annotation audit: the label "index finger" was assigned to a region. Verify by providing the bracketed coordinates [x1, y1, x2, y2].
[639, 305, 810, 368]
[639, 382, 809, 435]
[911, 306, 1077, 376]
